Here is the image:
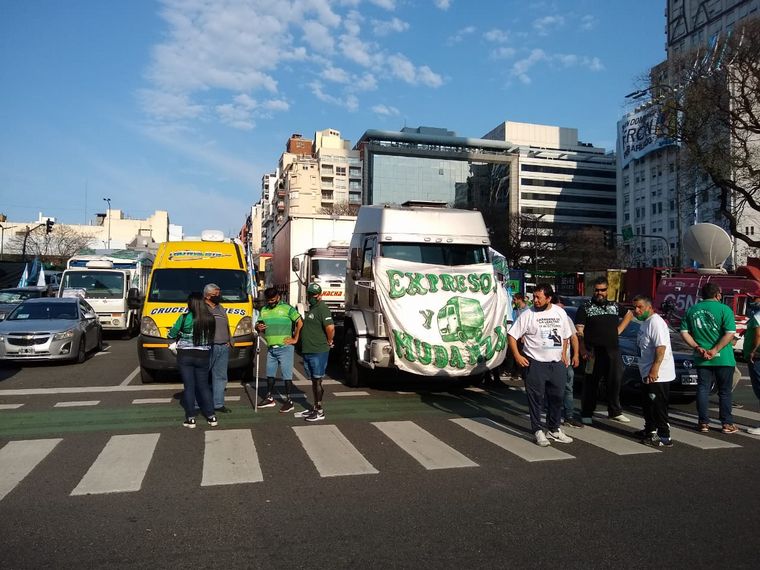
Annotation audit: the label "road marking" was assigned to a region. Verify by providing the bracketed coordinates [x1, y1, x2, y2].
[0, 404, 24, 410]
[120, 366, 140, 386]
[711, 406, 760, 422]
[93, 351, 111, 357]
[568, 423, 660, 455]
[0, 438, 61, 501]
[595, 412, 740, 450]
[292, 367, 308, 383]
[132, 398, 173, 405]
[201, 429, 263, 486]
[334, 391, 370, 397]
[666, 411, 749, 445]
[451, 418, 574, 462]
[54, 400, 100, 408]
[71, 433, 160, 495]
[373, 421, 478, 470]
[464, 387, 487, 393]
[225, 396, 241, 402]
[396, 391, 415, 395]
[292, 379, 340, 386]
[293, 425, 378, 477]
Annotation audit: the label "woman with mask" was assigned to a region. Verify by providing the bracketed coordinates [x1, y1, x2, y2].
[168, 292, 218, 428]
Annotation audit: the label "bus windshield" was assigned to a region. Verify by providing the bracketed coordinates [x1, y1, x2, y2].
[61, 271, 124, 299]
[381, 243, 489, 266]
[148, 269, 248, 303]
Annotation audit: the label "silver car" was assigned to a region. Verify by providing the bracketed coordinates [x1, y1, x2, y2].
[0, 298, 103, 363]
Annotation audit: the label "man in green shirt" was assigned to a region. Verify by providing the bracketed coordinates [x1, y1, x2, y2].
[741, 294, 760, 435]
[255, 287, 303, 413]
[680, 282, 738, 434]
[297, 283, 335, 422]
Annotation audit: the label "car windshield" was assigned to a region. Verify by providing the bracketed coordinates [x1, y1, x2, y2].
[311, 259, 345, 281]
[148, 269, 249, 303]
[8, 302, 78, 320]
[0, 290, 40, 303]
[61, 271, 124, 299]
[381, 243, 489, 266]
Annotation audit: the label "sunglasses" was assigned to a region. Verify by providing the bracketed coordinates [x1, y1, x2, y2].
[594, 288, 608, 293]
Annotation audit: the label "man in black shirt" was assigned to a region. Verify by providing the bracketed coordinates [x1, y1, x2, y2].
[575, 277, 631, 425]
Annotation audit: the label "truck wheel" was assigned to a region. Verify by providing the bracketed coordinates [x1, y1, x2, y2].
[343, 329, 365, 388]
[140, 366, 157, 384]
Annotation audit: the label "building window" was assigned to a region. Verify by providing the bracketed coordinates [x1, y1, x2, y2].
[336, 166, 346, 176]
[658, 203, 663, 213]
[670, 200, 675, 210]
[670, 219, 675, 229]
[652, 204, 657, 215]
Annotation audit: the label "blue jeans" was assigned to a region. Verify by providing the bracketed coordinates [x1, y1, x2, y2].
[563, 365, 575, 420]
[525, 359, 565, 433]
[749, 358, 760, 402]
[696, 366, 734, 424]
[266, 344, 294, 380]
[177, 349, 213, 419]
[208, 343, 230, 409]
[303, 351, 329, 380]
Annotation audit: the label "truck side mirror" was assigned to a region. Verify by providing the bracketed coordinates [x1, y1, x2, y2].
[127, 287, 141, 310]
[291, 257, 300, 272]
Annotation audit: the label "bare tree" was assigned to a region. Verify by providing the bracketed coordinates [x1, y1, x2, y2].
[648, 17, 760, 247]
[6, 225, 95, 260]
[551, 226, 621, 272]
[318, 201, 360, 216]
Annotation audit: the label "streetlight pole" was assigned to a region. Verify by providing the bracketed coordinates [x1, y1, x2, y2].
[533, 213, 546, 281]
[103, 197, 111, 249]
[0, 224, 6, 261]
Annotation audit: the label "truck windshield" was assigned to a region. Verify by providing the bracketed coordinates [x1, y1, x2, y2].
[148, 269, 248, 303]
[61, 271, 124, 299]
[311, 259, 346, 280]
[381, 243, 489, 266]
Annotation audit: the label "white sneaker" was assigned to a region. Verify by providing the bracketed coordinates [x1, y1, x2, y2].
[747, 426, 760, 435]
[547, 429, 574, 444]
[534, 430, 551, 447]
[581, 417, 593, 426]
[610, 414, 631, 423]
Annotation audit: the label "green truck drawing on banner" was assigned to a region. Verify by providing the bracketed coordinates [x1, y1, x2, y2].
[437, 296, 485, 342]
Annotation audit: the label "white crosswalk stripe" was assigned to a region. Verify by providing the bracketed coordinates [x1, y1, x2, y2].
[293, 424, 379, 477]
[202, 429, 263, 486]
[710, 406, 760, 422]
[568, 423, 660, 455]
[667, 410, 754, 442]
[373, 421, 478, 470]
[71, 433, 160, 496]
[0, 438, 61, 501]
[451, 418, 574, 462]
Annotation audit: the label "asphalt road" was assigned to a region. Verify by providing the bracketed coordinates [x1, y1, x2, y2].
[1, 336, 759, 569]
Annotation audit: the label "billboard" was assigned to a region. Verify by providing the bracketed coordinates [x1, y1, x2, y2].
[618, 105, 676, 168]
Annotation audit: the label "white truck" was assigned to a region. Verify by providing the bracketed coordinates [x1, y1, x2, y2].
[271, 214, 356, 315]
[343, 202, 509, 386]
[59, 250, 154, 335]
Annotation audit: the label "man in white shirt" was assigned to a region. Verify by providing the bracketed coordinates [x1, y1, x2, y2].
[508, 284, 576, 447]
[632, 294, 676, 447]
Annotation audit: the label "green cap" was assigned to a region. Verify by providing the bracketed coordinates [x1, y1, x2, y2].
[306, 283, 322, 295]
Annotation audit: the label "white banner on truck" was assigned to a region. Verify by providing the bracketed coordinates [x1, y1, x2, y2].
[374, 257, 509, 376]
[618, 105, 676, 168]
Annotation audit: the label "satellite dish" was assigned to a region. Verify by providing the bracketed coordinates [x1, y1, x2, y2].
[683, 223, 733, 270]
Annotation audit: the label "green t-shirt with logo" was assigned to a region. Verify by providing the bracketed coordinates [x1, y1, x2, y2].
[742, 313, 760, 361]
[301, 301, 333, 354]
[680, 299, 736, 367]
[258, 302, 301, 347]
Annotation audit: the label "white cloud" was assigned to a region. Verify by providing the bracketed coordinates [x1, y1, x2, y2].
[369, 0, 396, 10]
[491, 46, 516, 59]
[447, 25, 476, 44]
[533, 15, 565, 36]
[484, 29, 509, 43]
[372, 104, 400, 116]
[434, 0, 452, 10]
[372, 17, 409, 36]
[138, 89, 205, 121]
[321, 64, 352, 83]
[580, 15, 596, 31]
[309, 80, 359, 111]
[387, 53, 443, 87]
[262, 99, 290, 111]
[302, 20, 335, 53]
[510, 49, 604, 83]
[353, 72, 378, 92]
[511, 49, 547, 84]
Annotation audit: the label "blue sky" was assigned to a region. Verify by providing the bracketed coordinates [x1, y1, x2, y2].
[1, 0, 665, 236]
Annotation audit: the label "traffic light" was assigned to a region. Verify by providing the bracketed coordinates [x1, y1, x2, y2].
[603, 229, 615, 249]
[45, 219, 55, 234]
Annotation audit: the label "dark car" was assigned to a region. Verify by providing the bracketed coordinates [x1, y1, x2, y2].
[0, 287, 51, 321]
[564, 306, 698, 403]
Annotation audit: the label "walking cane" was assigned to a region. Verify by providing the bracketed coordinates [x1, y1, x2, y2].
[254, 333, 261, 413]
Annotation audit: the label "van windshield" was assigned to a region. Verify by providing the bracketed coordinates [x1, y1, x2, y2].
[148, 269, 248, 303]
[381, 243, 489, 266]
[61, 271, 124, 299]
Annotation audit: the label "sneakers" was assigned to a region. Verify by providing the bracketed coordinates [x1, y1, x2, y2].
[305, 408, 326, 422]
[215, 406, 233, 414]
[563, 418, 584, 428]
[609, 414, 631, 423]
[581, 417, 593, 426]
[258, 396, 276, 408]
[279, 400, 295, 413]
[697, 422, 710, 432]
[183, 417, 196, 429]
[547, 429, 574, 444]
[294, 408, 312, 418]
[634, 429, 656, 439]
[721, 423, 739, 434]
[534, 430, 550, 447]
[642, 434, 673, 448]
[206, 415, 218, 427]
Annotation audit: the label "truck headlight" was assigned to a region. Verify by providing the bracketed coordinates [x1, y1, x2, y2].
[53, 329, 75, 340]
[621, 355, 638, 367]
[141, 316, 160, 336]
[233, 316, 253, 337]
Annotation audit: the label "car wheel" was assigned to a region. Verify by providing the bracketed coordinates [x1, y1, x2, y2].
[343, 328, 368, 388]
[96, 329, 104, 353]
[76, 337, 87, 364]
[140, 366, 156, 384]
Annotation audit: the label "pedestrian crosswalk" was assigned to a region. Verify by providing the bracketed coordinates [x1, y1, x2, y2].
[0, 413, 756, 502]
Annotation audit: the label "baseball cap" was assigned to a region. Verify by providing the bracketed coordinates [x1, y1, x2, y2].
[306, 283, 322, 295]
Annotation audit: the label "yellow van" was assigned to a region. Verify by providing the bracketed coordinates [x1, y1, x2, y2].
[137, 230, 255, 383]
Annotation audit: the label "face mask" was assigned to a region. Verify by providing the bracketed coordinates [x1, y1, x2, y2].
[209, 295, 221, 305]
[635, 310, 651, 321]
[307, 296, 318, 307]
[267, 299, 278, 307]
